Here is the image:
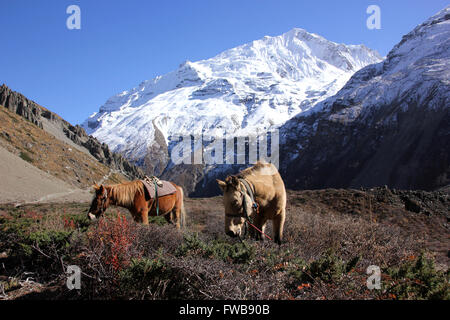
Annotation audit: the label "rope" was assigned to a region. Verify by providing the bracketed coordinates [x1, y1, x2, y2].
[154, 181, 159, 216]
[237, 178, 271, 240]
[245, 220, 273, 241]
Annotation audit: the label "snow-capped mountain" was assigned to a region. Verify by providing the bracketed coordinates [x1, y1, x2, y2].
[83, 28, 381, 169]
[280, 6, 450, 191]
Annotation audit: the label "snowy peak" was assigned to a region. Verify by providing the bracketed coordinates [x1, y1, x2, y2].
[97, 61, 205, 114]
[278, 28, 381, 71]
[207, 27, 381, 81]
[82, 27, 382, 164]
[307, 5, 450, 119]
[391, 6, 449, 55]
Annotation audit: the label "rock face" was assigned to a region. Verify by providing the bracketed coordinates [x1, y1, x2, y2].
[64, 124, 144, 179]
[0, 84, 144, 180]
[0, 84, 43, 128]
[279, 6, 450, 191]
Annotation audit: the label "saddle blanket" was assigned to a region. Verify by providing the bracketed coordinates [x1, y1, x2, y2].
[141, 178, 177, 198]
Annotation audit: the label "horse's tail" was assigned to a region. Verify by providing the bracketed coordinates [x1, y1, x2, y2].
[178, 186, 187, 229]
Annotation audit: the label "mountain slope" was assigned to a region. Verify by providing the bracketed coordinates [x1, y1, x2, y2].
[280, 6, 450, 191]
[83, 29, 381, 176]
[0, 144, 91, 204]
[0, 105, 126, 195]
[0, 84, 143, 180]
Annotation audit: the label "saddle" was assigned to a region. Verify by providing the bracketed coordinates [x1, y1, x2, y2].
[141, 176, 177, 199]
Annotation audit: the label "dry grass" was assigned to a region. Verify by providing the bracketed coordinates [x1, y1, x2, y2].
[0, 187, 448, 300]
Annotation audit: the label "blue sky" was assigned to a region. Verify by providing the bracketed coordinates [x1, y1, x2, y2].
[1, 0, 448, 124]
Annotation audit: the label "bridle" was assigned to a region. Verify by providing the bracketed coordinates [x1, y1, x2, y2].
[97, 188, 109, 216]
[225, 178, 272, 241]
[224, 178, 255, 219]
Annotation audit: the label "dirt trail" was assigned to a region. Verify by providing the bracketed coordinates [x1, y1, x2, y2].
[0, 145, 91, 205]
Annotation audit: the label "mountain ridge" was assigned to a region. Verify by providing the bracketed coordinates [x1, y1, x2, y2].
[80, 7, 449, 195]
[82, 28, 382, 180]
[279, 6, 450, 191]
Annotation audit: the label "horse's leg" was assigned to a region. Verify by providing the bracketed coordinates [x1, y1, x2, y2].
[137, 196, 149, 225]
[164, 211, 173, 225]
[167, 194, 180, 229]
[174, 187, 186, 229]
[252, 214, 268, 241]
[141, 207, 149, 225]
[272, 208, 286, 245]
[130, 206, 147, 224]
[168, 187, 183, 230]
[173, 207, 181, 229]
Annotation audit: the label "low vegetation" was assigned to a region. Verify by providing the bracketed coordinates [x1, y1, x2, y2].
[0, 188, 448, 300]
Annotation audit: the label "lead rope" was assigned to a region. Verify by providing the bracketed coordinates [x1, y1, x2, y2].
[154, 181, 159, 216]
[240, 184, 272, 241]
[246, 219, 273, 241]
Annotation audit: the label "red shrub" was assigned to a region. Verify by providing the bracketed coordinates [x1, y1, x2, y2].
[63, 217, 76, 230]
[87, 212, 140, 273]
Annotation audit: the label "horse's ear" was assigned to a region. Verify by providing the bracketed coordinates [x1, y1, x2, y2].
[92, 184, 100, 191]
[100, 184, 108, 196]
[216, 179, 227, 193]
[230, 176, 239, 187]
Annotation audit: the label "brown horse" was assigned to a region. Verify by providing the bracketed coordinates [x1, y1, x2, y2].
[87, 180, 186, 229]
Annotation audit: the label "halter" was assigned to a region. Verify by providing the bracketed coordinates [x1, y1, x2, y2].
[224, 178, 255, 220]
[225, 178, 272, 241]
[98, 188, 108, 215]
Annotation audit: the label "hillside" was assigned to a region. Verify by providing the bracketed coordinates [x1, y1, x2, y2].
[0, 84, 144, 181]
[0, 105, 127, 204]
[0, 144, 91, 204]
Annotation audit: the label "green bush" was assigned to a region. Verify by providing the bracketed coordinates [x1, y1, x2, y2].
[176, 233, 255, 264]
[291, 249, 360, 284]
[0, 209, 74, 269]
[63, 213, 91, 232]
[148, 215, 169, 226]
[119, 255, 166, 294]
[385, 253, 450, 300]
[13, 230, 73, 260]
[117, 250, 190, 299]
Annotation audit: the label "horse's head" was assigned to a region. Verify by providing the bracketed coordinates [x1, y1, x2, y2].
[88, 184, 109, 220]
[217, 176, 251, 238]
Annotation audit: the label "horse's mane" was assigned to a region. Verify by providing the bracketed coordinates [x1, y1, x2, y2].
[238, 161, 277, 178]
[106, 180, 144, 207]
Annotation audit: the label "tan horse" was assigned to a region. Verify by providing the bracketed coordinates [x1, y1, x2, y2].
[216, 161, 287, 244]
[87, 180, 186, 229]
